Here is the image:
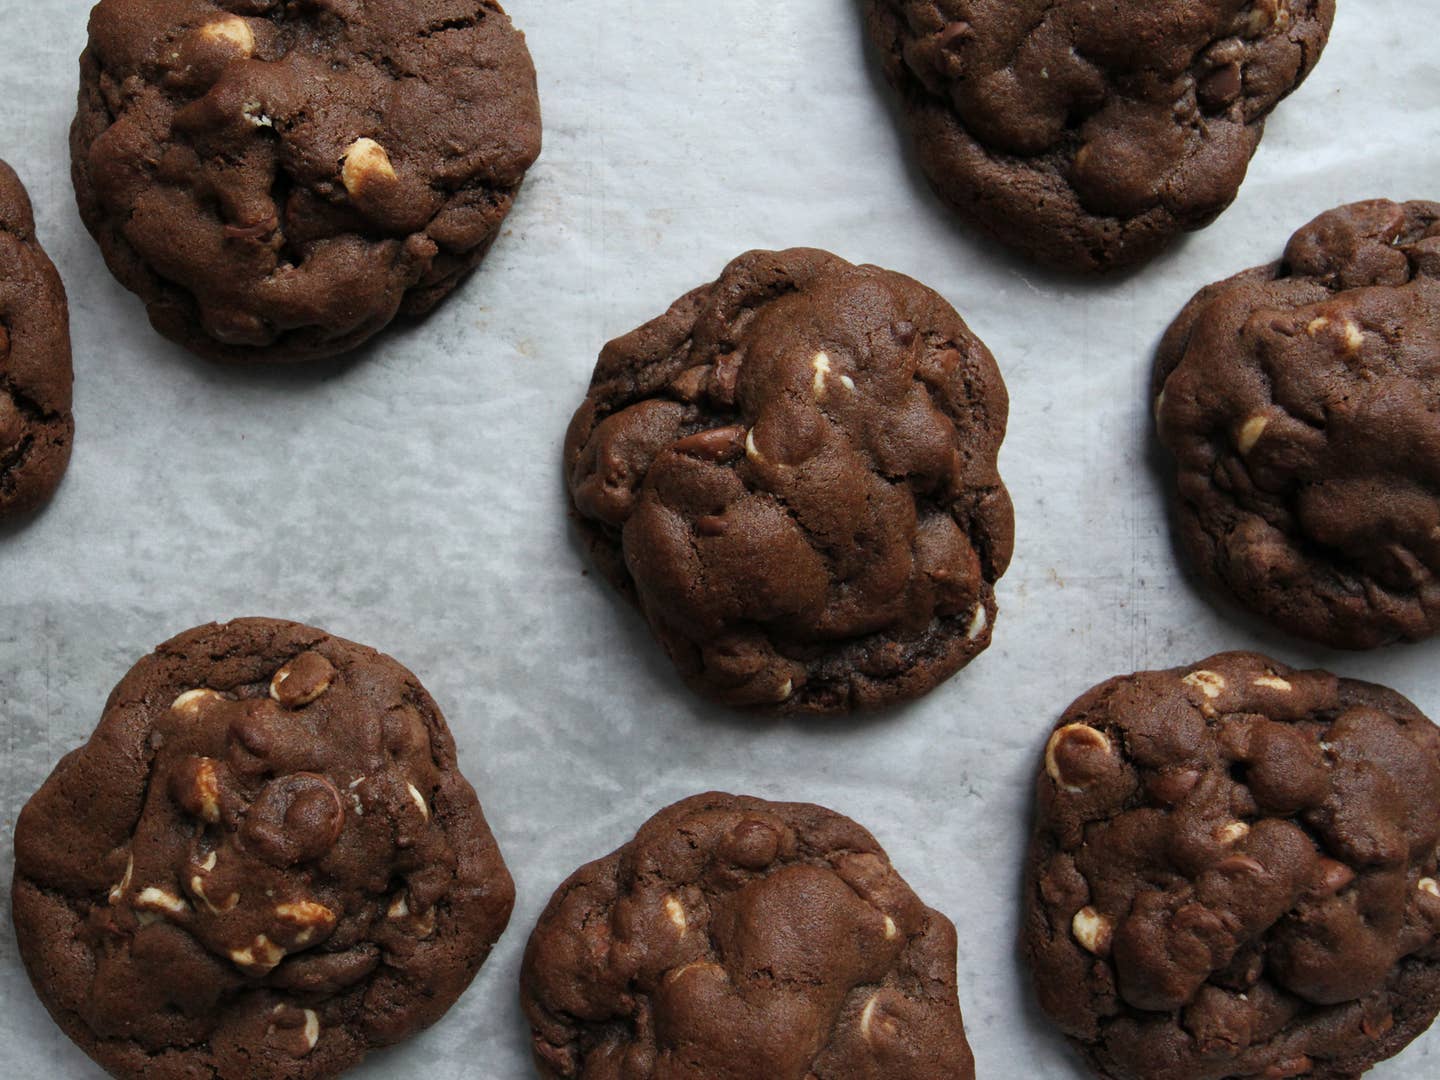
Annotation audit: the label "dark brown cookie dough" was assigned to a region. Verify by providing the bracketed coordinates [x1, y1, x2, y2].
[864, 1, 1334, 272]
[564, 248, 1014, 714]
[11, 618, 514, 1079]
[1155, 200, 1440, 650]
[72, 0, 541, 362]
[1023, 652, 1440, 1080]
[521, 792, 976, 1079]
[0, 159, 73, 518]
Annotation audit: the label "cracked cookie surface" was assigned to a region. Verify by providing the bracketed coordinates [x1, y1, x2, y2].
[1022, 652, 1440, 1080]
[0, 158, 73, 518]
[521, 792, 975, 1079]
[564, 248, 1013, 714]
[1156, 200, 1440, 650]
[71, 0, 541, 362]
[11, 617, 514, 1079]
[864, 1, 1334, 272]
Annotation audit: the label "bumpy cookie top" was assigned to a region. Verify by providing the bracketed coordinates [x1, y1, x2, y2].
[73, 0, 541, 361]
[0, 159, 73, 517]
[866, 1, 1334, 271]
[521, 792, 975, 1080]
[11, 618, 514, 1080]
[1024, 652, 1440, 1080]
[564, 248, 1013, 713]
[1156, 200, 1440, 650]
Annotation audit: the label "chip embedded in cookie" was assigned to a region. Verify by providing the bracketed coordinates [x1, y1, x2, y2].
[0, 159, 73, 518]
[71, 0, 542, 362]
[564, 248, 1014, 713]
[521, 792, 976, 1079]
[1155, 200, 1440, 649]
[11, 618, 514, 1079]
[864, 1, 1335, 272]
[1023, 652, 1440, 1080]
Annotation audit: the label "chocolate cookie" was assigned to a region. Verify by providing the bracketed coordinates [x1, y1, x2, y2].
[1023, 652, 1440, 1080]
[72, 0, 542, 362]
[564, 248, 1014, 713]
[864, 1, 1335, 272]
[1, 159, 73, 518]
[11, 618, 514, 1079]
[1155, 200, 1440, 650]
[521, 792, 976, 1079]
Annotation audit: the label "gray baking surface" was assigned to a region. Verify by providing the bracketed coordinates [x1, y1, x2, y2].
[2, 1, 1438, 1076]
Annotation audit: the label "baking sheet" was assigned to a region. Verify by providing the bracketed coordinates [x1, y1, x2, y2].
[2, 1, 1439, 1075]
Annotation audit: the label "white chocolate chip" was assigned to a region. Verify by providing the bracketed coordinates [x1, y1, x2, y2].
[340, 137, 396, 196]
[1183, 670, 1226, 699]
[276, 900, 335, 927]
[241, 101, 273, 128]
[664, 896, 687, 934]
[388, 893, 410, 919]
[1237, 415, 1269, 455]
[407, 782, 430, 819]
[1044, 724, 1113, 794]
[1153, 390, 1167, 426]
[193, 758, 222, 823]
[230, 934, 285, 972]
[269, 653, 335, 707]
[1254, 674, 1292, 692]
[109, 855, 134, 905]
[413, 906, 437, 938]
[966, 604, 988, 641]
[170, 688, 223, 716]
[1071, 906, 1114, 956]
[839, 374, 856, 393]
[882, 915, 898, 940]
[301, 1009, 320, 1053]
[744, 428, 765, 464]
[1215, 821, 1251, 845]
[811, 351, 832, 395]
[200, 851, 218, 872]
[775, 678, 793, 702]
[136, 886, 188, 915]
[1306, 316, 1331, 337]
[1341, 319, 1364, 354]
[860, 993, 880, 1040]
[199, 15, 254, 56]
[1420, 878, 1440, 898]
[191, 873, 239, 915]
[1242, 0, 1282, 36]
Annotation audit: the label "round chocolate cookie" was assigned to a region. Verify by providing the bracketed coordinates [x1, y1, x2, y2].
[1023, 652, 1440, 1080]
[1, 159, 73, 518]
[11, 618, 514, 1079]
[864, 1, 1335, 272]
[521, 792, 976, 1079]
[72, 0, 542, 362]
[564, 248, 1014, 713]
[1155, 200, 1440, 650]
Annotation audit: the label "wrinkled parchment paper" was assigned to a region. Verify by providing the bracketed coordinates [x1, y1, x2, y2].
[2, 1, 1438, 1075]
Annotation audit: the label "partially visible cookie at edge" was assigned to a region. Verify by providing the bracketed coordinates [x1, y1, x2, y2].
[521, 791, 976, 1079]
[0, 158, 73, 518]
[1023, 652, 1440, 1080]
[11, 617, 515, 1079]
[864, 1, 1335, 272]
[71, 0, 542, 362]
[564, 247, 1014, 714]
[1156, 199, 1440, 649]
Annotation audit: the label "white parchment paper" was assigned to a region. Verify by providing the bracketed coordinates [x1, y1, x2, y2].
[2, 1, 1439, 1076]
